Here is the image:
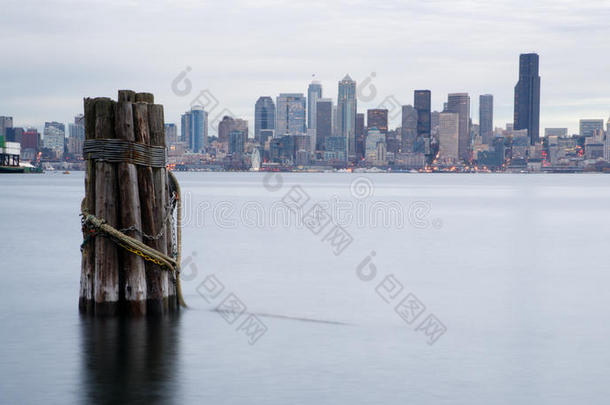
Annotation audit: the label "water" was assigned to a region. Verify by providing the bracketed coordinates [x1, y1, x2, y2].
[1, 172, 610, 404]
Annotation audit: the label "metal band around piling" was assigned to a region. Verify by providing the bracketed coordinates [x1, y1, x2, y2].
[83, 139, 167, 168]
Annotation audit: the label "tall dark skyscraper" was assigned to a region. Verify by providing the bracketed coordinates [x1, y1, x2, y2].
[315, 98, 332, 151]
[479, 94, 493, 145]
[255, 96, 275, 145]
[446, 93, 471, 162]
[514, 53, 540, 145]
[414, 90, 431, 140]
[401, 105, 417, 153]
[367, 109, 388, 134]
[355, 113, 365, 159]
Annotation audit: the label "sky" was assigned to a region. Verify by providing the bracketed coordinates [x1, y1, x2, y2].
[1, 0, 609, 136]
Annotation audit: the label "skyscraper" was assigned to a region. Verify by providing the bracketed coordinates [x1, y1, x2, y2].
[189, 106, 208, 152]
[355, 113, 365, 158]
[181, 112, 191, 145]
[414, 90, 431, 140]
[446, 93, 471, 162]
[307, 81, 322, 130]
[367, 109, 388, 134]
[255, 96, 275, 145]
[0, 116, 13, 138]
[337, 74, 357, 156]
[401, 105, 417, 153]
[579, 119, 604, 138]
[479, 94, 493, 144]
[514, 53, 541, 145]
[315, 98, 332, 151]
[276, 93, 306, 136]
[437, 112, 459, 164]
[43, 121, 65, 157]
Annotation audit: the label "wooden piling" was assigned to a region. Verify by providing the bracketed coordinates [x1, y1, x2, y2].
[115, 90, 147, 316]
[79, 98, 97, 314]
[79, 90, 179, 316]
[94, 98, 120, 316]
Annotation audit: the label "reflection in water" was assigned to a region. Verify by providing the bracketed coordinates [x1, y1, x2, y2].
[79, 314, 181, 404]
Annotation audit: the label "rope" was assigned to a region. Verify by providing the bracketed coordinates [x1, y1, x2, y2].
[81, 171, 186, 308]
[83, 139, 167, 168]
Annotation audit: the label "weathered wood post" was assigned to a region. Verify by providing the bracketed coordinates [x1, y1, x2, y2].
[79, 90, 181, 316]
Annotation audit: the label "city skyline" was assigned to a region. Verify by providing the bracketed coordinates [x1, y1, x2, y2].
[1, 1, 609, 135]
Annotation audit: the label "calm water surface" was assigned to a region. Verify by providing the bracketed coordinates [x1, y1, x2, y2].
[1, 172, 610, 404]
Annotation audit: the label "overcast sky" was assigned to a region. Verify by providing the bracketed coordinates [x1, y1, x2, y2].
[1, 0, 609, 135]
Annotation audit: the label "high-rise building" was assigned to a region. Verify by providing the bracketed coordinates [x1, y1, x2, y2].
[307, 81, 322, 130]
[67, 114, 85, 158]
[414, 90, 431, 140]
[514, 53, 541, 145]
[315, 98, 332, 151]
[545, 128, 568, 137]
[181, 112, 191, 145]
[605, 117, 610, 162]
[337, 74, 357, 156]
[43, 122, 65, 157]
[401, 105, 417, 153]
[164, 123, 178, 146]
[21, 129, 40, 160]
[479, 94, 493, 145]
[0, 116, 13, 138]
[446, 93, 471, 162]
[367, 109, 388, 134]
[255, 96, 275, 145]
[437, 112, 459, 164]
[218, 116, 235, 147]
[579, 119, 604, 138]
[229, 130, 245, 154]
[189, 106, 208, 152]
[355, 113, 365, 158]
[365, 127, 386, 165]
[276, 93, 306, 136]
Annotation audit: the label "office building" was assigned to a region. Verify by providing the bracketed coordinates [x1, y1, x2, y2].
[355, 113, 365, 158]
[337, 74, 357, 156]
[367, 109, 388, 134]
[315, 98, 332, 150]
[401, 105, 417, 153]
[545, 128, 568, 137]
[446, 93, 471, 161]
[255, 96, 275, 145]
[276, 93, 306, 136]
[514, 53, 541, 145]
[479, 94, 493, 144]
[437, 112, 459, 164]
[307, 81, 322, 130]
[579, 119, 604, 138]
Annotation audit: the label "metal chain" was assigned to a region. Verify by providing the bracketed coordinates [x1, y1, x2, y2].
[119, 193, 176, 241]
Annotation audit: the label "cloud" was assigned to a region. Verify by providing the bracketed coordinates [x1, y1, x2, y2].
[0, 0, 609, 134]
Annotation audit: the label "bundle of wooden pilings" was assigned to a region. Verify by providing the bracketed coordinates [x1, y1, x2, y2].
[79, 90, 178, 316]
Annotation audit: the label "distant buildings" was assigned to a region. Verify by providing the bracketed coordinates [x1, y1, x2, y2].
[0, 116, 13, 138]
[514, 53, 541, 145]
[218, 116, 248, 152]
[229, 130, 245, 154]
[579, 119, 604, 138]
[446, 93, 471, 162]
[337, 74, 357, 157]
[355, 112, 365, 158]
[164, 123, 177, 146]
[276, 93, 306, 136]
[479, 94, 493, 144]
[43, 121, 65, 158]
[365, 127, 386, 165]
[67, 114, 85, 158]
[255, 96, 275, 144]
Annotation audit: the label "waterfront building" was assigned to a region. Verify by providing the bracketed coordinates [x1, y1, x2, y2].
[367, 109, 388, 135]
[401, 105, 417, 153]
[43, 121, 65, 158]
